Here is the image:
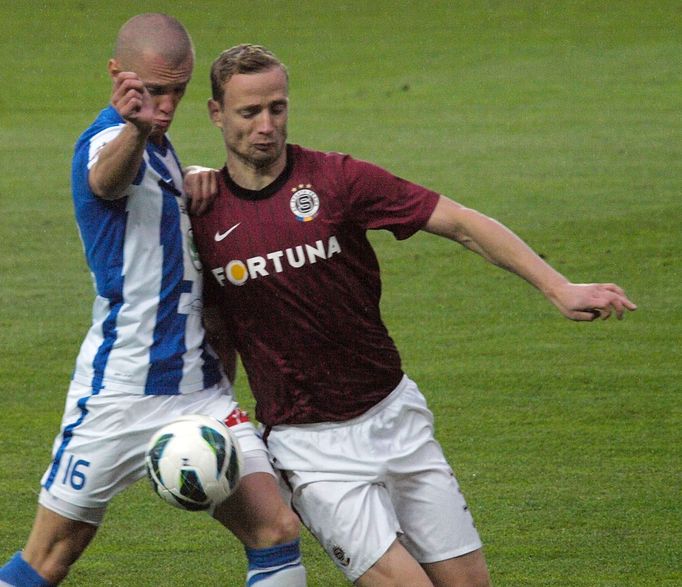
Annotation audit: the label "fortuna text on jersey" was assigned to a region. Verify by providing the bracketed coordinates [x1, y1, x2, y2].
[211, 235, 341, 286]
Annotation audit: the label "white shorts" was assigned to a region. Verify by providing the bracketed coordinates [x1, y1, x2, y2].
[265, 375, 483, 581]
[39, 378, 272, 525]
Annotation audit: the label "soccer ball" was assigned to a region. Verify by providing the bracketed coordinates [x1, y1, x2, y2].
[145, 415, 243, 511]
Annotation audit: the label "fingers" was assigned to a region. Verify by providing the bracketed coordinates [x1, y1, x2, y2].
[570, 283, 637, 321]
[555, 282, 637, 321]
[596, 284, 637, 320]
[184, 167, 218, 216]
[111, 72, 152, 127]
[569, 309, 602, 322]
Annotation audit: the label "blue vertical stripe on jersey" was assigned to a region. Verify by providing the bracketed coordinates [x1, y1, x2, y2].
[90, 297, 124, 391]
[144, 150, 190, 394]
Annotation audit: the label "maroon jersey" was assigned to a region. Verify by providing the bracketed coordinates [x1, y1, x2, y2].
[192, 145, 440, 425]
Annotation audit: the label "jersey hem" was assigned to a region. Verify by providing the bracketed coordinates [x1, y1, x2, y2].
[269, 373, 409, 432]
[70, 372, 220, 395]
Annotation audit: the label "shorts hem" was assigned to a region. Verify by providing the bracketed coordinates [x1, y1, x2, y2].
[39, 488, 106, 526]
[345, 533, 399, 582]
[415, 540, 484, 565]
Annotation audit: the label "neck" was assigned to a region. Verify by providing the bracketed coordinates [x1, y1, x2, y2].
[227, 151, 287, 191]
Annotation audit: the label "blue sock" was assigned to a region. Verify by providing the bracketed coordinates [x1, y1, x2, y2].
[0, 552, 53, 587]
[245, 539, 306, 586]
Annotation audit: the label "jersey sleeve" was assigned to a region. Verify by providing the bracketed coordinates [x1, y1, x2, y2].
[339, 155, 440, 240]
[73, 124, 126, 202]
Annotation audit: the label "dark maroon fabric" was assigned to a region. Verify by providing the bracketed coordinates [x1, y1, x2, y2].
[192, 144, 440, 425]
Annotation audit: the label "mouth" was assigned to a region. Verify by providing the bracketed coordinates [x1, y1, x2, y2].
[253, 142, 279, 154]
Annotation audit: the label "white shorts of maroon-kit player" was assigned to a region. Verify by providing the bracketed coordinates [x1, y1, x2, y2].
[265, 375, 482, 582]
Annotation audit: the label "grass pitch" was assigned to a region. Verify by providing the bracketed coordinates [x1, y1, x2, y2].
[0, 1, 680, 585]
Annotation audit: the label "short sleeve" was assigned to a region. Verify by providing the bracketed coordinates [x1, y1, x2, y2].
[340, 155, 440, 240]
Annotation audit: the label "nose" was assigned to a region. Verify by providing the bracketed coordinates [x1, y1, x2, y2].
[256, 111, 274, 134]
[157, 93, 177, 115]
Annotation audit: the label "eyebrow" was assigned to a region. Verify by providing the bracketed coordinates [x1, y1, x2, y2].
[145, 82, 187, 93]
[237, 98, 288, 112]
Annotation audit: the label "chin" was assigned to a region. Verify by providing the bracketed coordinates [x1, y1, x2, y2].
[150, 129, 168, 143]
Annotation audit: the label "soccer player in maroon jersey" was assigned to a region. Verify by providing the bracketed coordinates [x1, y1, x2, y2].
[187, 44, 637, 587]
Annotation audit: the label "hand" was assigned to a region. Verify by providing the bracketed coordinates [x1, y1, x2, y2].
[111, 72, 153, 133]
[184, 166, 218, 215]
[550, 282, 637, 321]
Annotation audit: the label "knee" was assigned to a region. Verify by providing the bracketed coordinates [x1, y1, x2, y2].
[261, 505, 301, 546]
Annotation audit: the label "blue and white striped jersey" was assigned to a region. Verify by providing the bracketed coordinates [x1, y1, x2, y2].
[70, 106, 222, 395]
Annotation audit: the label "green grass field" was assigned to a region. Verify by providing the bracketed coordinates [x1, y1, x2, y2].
[1, 0, 680, 585]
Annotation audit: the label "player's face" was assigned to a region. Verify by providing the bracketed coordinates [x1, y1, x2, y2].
[209, 67, 288, 171]
[130, 52, 193, 140]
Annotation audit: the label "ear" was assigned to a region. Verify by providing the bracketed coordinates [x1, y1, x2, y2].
[108, 58, 121, 80]
[207, 99, 223, 128]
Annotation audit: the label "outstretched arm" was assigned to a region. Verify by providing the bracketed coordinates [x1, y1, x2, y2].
[423, 195, 637, 321]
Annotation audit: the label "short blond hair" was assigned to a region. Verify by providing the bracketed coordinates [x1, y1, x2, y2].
[210, 44, 287, 103]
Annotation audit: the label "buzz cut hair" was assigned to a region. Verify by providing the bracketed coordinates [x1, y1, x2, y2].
[210, 44, 287, 104]
[114, 13, 194, 69]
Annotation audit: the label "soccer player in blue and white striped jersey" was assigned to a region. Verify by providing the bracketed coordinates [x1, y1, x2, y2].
[0, 14, 306, 587]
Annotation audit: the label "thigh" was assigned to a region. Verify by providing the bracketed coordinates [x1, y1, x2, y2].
[391, 463, 482, 564]
[422, 549, 491, 587]
[386, 379, 483, 564]
[40, 382, 143, 510]
[356, 539, 432, 587]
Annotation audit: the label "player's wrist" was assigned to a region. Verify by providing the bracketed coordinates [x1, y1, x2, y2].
[538, 275, 571, 305]
[126, 119, 153, 137]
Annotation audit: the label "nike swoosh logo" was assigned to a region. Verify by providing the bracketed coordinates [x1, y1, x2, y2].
[214, 223, 241, 241]
[157, 179, 181, 197]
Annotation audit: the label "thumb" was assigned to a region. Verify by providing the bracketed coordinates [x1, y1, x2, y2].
[569, 308, 601, 322]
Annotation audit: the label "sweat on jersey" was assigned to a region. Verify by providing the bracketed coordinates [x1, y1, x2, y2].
[70, 106, 222, 395]
[192, 144, 440, 425]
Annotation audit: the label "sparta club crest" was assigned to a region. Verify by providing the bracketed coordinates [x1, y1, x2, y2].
[289, 185, 320, 222]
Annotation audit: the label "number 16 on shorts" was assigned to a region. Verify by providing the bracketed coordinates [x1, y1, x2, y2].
[61, 454, 91, 491]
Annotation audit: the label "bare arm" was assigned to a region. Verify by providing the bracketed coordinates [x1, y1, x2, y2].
[89, 72, 153, 199]
[423, 195, 637, 321]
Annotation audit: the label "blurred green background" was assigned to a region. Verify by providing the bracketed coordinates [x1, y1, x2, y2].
[0, 1, 679, 585]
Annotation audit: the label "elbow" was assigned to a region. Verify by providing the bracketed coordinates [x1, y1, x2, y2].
[88, 173, 127, 200]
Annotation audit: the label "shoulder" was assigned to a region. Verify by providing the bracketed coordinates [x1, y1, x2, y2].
[75, 106, 125, 153]
[289, 144, 362, 183]
[290, 144, 348, 166]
